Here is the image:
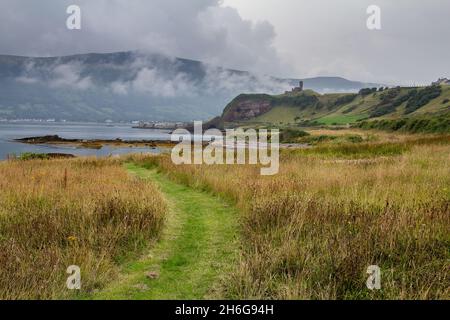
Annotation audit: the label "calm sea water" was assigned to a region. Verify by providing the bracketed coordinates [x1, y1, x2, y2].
[0, 122, 174, 160]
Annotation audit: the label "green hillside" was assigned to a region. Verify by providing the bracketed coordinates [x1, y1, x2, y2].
[214, 84, 450, 133]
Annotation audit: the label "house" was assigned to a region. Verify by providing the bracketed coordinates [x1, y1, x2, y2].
[432, 78, 450, 86]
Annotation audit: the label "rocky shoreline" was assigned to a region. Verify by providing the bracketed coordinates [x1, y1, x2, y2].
[15, 135, 179, 149]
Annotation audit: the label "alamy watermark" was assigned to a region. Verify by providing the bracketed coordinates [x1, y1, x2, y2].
[66, 5, 81, 30]
[171, 121, 279, 176]
[366, 265, 381, 290]
[367, 5, 381, 30]
[66, 5, 380, 31]
[66, 265, 81, 290]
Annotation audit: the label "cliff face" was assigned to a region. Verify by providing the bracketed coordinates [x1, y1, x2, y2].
[219, 91, 321, 123]
[221, 94, 273, 122]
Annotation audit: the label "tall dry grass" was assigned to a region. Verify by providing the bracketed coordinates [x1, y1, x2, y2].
[141, 136, 450, 299]
[0, 157, 166, 299]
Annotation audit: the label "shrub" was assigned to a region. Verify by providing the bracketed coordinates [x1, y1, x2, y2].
[274, 94, 319, 109]
[405, 85, 442, 114]
[280, 129, 310, 143]
[359, 88, 378, 96]
[334, 94, 358, 106]
[368, 86, 443, 119]
[19, 152, 50, 161]
[369, 88, 402, 118]
[356, 116, 450, 133]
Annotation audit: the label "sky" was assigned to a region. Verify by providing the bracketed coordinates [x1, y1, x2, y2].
[0, 0, 449, 85]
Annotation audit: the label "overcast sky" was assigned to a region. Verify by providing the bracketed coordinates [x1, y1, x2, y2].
[0, 0, 449, 85]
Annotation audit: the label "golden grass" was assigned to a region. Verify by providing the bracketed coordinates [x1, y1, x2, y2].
[0, 157, 166, 299]
[305, 128, 435, 143]
[141, 136, 450, 299]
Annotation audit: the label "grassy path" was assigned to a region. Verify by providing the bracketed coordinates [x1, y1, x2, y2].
[93, 163, 238, 300]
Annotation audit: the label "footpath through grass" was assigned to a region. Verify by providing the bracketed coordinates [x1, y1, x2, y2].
[92, 163, 239, 300]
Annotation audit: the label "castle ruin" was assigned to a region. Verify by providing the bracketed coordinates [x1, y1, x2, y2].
[285, 81, 304, 94]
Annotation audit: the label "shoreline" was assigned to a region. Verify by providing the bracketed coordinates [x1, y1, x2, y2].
[14, 135, 180, 149]
[14, 135, 311, 151]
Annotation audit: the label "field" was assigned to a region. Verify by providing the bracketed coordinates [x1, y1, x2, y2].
[138, 133, 450, 299]
[0, 158, 166, 299]
[0, 131, 449, 300]
[315, 114, 368, 125]
[254, 105, 308, 124]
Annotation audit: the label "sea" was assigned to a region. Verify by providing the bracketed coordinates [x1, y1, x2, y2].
[0, 121, 176, 160]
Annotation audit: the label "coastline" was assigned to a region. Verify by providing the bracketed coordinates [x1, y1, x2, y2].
[14, 135, 180, 150]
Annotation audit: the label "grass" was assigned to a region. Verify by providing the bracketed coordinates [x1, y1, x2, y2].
[1, 131, 449, 300]
[0, 157, 166, 299]
[316, 114, 368, 125]
[254, 106, 307, 124]
[92, 163, 239, 299]
[141, 133, 450, 299]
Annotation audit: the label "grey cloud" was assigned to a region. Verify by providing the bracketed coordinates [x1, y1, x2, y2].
[11, 52, 292, 98]
[106, 59, 292, 98]
[15, 62, 92, 90]
[225, 0, 450, 84]
[0, 0, 285, 75]
[49, 64, 93, 90]
[2, 0, 448, 85]
[202, 66, 291, 94]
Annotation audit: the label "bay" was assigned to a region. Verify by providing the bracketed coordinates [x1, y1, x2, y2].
[0, 122, 173, 160]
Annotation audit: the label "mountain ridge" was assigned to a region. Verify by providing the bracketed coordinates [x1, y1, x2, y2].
[0, 51, 382, 122]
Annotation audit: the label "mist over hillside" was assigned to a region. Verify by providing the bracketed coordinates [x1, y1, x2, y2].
[0, 51, 381, 121]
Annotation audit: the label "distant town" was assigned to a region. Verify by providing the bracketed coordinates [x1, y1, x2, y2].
[0, 118, 189, 129]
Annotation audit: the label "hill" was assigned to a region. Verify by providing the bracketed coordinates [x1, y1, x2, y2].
[0, 51, 381, 122]
[211, 84, 450, 133]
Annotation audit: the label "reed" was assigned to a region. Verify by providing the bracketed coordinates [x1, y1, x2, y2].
[0, 157, 166, 299]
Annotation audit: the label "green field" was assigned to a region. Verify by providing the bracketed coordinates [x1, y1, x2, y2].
[254, 105, 308, 124]
[315, 114, 368, 125]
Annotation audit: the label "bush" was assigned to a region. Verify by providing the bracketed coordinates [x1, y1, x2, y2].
[356, 116, 450, 133]
[369, 88, 401, 118]
[334, 94, 357, 106]
[405, 86, 442, 114]
[369, 86, 442, 118]
[274, 94, 319, 109]
[359, 88, 378, 96]
[19, 152, 50, 161]
[279, 129, 310, 143]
